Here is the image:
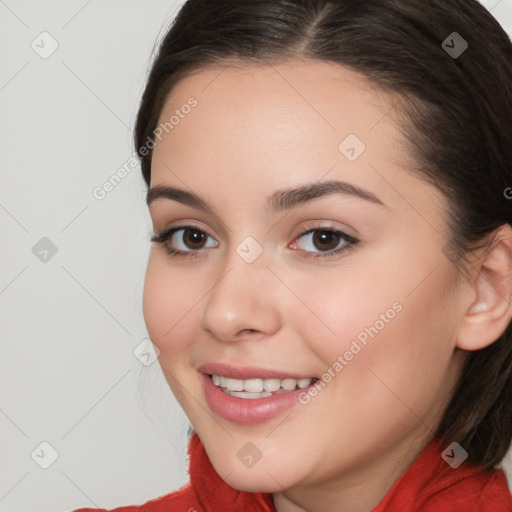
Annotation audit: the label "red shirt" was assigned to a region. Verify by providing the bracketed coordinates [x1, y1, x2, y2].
[74, 433, 512, 511]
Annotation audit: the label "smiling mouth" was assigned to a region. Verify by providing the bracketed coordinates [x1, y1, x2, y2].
[209, 374, 319, 399]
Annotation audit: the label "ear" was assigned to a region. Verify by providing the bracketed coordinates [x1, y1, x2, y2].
[456, 224, 512, 351]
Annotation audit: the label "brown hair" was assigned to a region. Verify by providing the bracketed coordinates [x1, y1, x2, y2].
[134, 0, 512, 469]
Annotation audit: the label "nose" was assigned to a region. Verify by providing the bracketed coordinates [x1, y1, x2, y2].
[200, 253, 281, 343]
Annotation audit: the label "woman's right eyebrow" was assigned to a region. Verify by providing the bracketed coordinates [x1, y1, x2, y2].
[146, 179, 387, 216]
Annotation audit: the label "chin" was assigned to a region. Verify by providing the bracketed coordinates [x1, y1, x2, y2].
[206, 452, 299, 494]
[222, 471, 289, 494]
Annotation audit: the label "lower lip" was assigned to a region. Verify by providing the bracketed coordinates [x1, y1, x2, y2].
[202, 373, 315, 424]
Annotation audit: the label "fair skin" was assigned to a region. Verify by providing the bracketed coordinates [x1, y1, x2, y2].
[143, 60, 512, 512]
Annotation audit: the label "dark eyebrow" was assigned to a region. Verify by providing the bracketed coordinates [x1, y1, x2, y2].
[267, 180, 385, 211]
[146, 179, 386, 214]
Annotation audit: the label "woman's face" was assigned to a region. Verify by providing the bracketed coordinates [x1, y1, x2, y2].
[144, 60, 468, 499]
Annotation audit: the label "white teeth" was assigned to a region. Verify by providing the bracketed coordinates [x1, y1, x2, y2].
[211, 374, 314, 394]
[225, 390, 273, 399]
[243, 378, 264, 392]
[225, 377, 244, 391]
[281, 378, 297, 391]
[297, 378, 311, 389]
[263, 378, 281, 392]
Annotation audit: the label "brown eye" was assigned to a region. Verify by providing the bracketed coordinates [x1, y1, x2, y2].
[181, 228, 208, 250]
[151, 225, 219, 257]
[311, 230, 341, 251]
[292, 227, 358, 259]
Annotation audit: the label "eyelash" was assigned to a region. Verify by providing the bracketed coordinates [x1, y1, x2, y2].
[150, 224, 359, 260]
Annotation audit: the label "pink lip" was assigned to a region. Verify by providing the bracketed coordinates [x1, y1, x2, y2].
[198, 362, 315, 380]
[201, 373, 318, 425]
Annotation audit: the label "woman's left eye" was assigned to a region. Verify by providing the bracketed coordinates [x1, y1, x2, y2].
[150, 225, 358, 259]
[291, 228, 358, 259]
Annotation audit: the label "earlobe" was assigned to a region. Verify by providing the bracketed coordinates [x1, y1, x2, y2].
[456, 224, 512, 351]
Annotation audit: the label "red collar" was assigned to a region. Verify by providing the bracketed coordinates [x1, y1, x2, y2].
[185, 433, 512, 511]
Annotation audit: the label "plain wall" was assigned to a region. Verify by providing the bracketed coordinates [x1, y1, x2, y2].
[1, 1, 511, 510]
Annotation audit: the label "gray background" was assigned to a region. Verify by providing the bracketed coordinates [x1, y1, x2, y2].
[0, 1, 511, 510]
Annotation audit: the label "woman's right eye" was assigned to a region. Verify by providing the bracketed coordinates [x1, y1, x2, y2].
[150, 226, 219, 258]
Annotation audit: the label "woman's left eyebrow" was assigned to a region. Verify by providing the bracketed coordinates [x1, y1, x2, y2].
[146, 179, 387, 216]
[266, 180, 387, 212]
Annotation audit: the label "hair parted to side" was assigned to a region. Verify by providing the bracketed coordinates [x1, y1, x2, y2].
[134, 0, 512, 470]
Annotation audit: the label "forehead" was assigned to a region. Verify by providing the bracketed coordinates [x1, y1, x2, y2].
[153, 60, 406, 167]
[158, 60, 398, 149]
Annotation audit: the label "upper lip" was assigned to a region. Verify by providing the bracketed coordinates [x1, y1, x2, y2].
[198, 362, 316, 380]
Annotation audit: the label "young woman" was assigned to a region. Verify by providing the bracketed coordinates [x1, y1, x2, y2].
[75, 0, 512, 510]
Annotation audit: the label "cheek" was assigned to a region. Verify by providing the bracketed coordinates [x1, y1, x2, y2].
[290, 251, 457, 406]
[287, 264, 405, 366]
[369, 268, 458, 391]
[142, 255, 202, 406]
[142, 255, 196, 356]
